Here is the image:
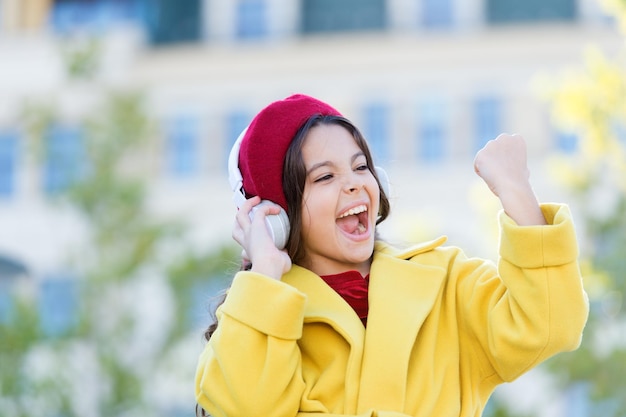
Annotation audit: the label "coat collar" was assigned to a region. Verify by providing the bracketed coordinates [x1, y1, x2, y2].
[373, 236, 448, 258]
[282, 264, 366, 345]
[282, 236, 449, 405]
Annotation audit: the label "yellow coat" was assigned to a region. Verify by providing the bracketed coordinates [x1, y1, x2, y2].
[195, 204, 588, 417]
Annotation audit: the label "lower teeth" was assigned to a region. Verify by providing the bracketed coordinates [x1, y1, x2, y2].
[357, 224, 366, 233]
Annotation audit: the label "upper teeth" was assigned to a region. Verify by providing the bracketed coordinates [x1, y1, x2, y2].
[338, 205, 367, 218]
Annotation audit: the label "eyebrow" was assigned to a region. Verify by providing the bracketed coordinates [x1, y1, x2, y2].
[306, 151, 366, 175]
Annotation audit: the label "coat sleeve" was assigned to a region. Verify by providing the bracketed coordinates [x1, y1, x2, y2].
[456, 203, 589, 383]
[195, 272, 307, 417]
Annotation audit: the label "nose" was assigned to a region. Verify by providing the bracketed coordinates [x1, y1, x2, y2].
[343, 172, 364, 194]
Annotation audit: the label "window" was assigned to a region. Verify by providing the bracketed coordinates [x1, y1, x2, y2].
[362, 102, 390, 165]
[236, 0, 267, 39]
[51, 0, 204, 44]
[301, 0, 386, 34]
[39, 276, 78, 337]
[0, 130, 18, 198]
[422, 0, 454, 28]
[166, 114, 199, 177]
[43, 125, 84, 194]
[51, 0, 144, 34]
[473, 96, 501, 152]
[143, 0, 202, 45]
[486, 0, 576, 24]
[225, 110, 251, 167]
[418, 99, 447, 162]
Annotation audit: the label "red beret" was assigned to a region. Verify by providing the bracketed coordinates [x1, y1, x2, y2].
[239, 94, 342, 211]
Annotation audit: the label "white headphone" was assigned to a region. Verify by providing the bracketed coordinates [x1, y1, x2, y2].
[228, 127, 291, 249]
[228, 127, 390, 250]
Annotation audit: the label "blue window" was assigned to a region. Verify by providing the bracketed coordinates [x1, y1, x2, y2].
[0, 130, 18, 198]
[555, 130, 578, 153]
[226, 110, 251, 167]
[473, 96, 501, 152]
[418, 99, 447, 162]
[362, 102, 390, 165]
[51, 0, 206, 44]
[486, 0, 576, 24]
[236, 0, 267, 39]
[301, 0, 386, 33]
[166, 114, 199, 177]
[51, 0, 144, 34]
[422, 0, 453, 28]
[142, 0, 202, 45]
[39, 276, 78, 337]
[43, 125, 84, 194]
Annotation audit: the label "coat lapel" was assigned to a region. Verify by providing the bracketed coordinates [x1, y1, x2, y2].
[357, 238, 447, 411]
[282, 265, 366, 349]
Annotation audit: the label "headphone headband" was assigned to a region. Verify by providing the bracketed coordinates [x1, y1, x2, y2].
[228, 127, 248, 209]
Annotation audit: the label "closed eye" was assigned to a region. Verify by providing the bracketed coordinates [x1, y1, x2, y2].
[314, 174, 333, 183]
[355, 164, 368, 172]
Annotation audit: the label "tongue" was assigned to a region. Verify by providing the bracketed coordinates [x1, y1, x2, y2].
[337, 215, 360, 234]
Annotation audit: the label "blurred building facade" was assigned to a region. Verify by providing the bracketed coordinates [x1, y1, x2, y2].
[0, 1, 621, 415]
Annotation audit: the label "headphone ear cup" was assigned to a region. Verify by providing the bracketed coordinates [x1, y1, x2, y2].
[264, 207, 290, 250]
[231, 127, 290, 249]
[374, 166, 391, 198]
[249, 200, 291, 250]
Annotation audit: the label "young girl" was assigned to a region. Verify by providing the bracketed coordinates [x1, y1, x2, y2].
[195, 94, 588, 417]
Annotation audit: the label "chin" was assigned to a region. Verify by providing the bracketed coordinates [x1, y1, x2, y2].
[347, 241, 375, 260]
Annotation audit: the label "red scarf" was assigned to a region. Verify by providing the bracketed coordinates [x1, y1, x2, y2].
[320, 271, 370, 327]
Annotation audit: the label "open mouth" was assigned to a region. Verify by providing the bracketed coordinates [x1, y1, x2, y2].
[336, 204, 369, 235]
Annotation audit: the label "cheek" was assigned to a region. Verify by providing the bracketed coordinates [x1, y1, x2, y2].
[301, 193, 331, 233]
[300, 195, 316, 236]
[300, 200, 326, 251]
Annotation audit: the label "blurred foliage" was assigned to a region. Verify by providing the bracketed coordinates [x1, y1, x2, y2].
[0, 38, 239, 416]
[537, 0, 626, 415]
[61, 36, 102, 80]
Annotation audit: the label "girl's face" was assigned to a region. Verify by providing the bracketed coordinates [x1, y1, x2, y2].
[299, 123, 380, 276]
